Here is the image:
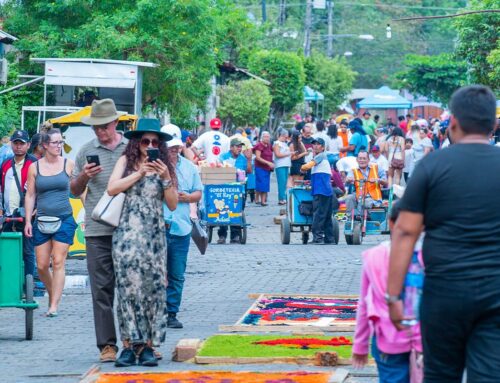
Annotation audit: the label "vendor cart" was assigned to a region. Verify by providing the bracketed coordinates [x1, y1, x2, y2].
[200, 183, 248, 245]
[281, 181, 340, 245]
[0, 217, 38, 340]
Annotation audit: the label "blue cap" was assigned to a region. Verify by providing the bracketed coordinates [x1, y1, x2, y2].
[10, 130, 29, 143]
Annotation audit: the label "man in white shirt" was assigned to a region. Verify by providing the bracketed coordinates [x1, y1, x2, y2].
[191, 118, 230, 164]
[369, 145, 389, 172]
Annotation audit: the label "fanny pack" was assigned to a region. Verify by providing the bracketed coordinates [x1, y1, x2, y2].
[37, 216, 62, 234]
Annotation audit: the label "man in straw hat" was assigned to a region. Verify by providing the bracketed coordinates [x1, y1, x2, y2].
[70, 99, 128, 363]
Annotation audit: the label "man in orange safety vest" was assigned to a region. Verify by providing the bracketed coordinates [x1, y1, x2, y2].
[344, 150, 388, 216]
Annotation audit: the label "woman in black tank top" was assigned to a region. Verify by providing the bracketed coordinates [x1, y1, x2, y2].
[24, 128, 76, 317]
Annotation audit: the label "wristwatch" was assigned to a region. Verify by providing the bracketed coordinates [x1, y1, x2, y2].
[161, 179, 173, 189]
[384, 293, 402, 305]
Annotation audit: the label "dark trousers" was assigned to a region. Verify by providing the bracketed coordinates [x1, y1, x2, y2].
[3, 221, 36, 277]
[311, 194, 334, 242]
[218, 194, 246, 240]
[86, 236, 117, 351]
[421, 276, 500, 382]
[166, 231, 191, 314]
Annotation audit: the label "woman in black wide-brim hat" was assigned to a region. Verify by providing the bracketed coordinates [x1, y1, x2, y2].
[107, 118, 178, 367]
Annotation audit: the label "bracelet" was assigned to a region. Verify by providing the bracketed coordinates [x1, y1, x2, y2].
[161, 179, 173, 189]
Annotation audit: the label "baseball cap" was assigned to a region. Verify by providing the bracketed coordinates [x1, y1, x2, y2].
[371, 145, 380, 152]
[363, 111, 371, 116]
[209, 118, 222, 129]
[161, 123, 183, 148]
[311, 137, 326, 146]
[10, 130, 29, 143]
[230, 138, 244, 147]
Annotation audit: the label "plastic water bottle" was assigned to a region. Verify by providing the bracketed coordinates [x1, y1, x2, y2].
[402, 250, 424, 326]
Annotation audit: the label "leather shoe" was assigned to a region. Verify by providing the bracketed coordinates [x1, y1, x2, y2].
[230, 236, 241, 244]
[115, 348, 136, 367]
[167, 313, 183, 329]
[217, 237, 226, 244]
[138, 346, 158, 366]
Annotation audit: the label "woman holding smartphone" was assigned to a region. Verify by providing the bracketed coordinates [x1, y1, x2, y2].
[107, 119, 177, 367]
[24, 128, 77, 317]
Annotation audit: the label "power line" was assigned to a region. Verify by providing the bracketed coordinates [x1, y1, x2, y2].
[238, 2, 464, 12]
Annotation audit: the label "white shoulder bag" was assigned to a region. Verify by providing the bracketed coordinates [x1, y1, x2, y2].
[91, 192, 126, 227]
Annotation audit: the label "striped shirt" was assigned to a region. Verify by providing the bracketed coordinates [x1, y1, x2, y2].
[72, 134, 128, 237]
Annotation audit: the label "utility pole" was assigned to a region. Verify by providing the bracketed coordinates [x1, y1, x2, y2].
[279, 0, 286, 26]
[304, 0, 313, 57]
[327, 0, 334, 58]
[262, 0, 267, 23]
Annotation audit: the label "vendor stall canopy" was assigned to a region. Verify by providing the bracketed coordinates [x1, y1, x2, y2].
[357, 86, 412, 109]
[304, 85, 324, 101]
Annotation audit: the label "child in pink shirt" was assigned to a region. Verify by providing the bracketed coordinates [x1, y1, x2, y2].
[352, 201, 423, 383]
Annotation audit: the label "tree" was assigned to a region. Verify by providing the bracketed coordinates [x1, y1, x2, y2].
[218, 79, 272, 128]
[487, 43, 500, 90]
[304, 54, 356, 115]
[454, 0, 500, 89]
[248, 50, 305, 131]
[395, 54, 467, 104]
[1, 0, 256, 125]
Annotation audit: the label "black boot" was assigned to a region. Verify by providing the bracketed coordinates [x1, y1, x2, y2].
[138, 346, 158, 366]
[167, 312, 183, 329]
[115, 347, 136, 367]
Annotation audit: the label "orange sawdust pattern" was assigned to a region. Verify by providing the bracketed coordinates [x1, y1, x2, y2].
[95, 371, 332, 383]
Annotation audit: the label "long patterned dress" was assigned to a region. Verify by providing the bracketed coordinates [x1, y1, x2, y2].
[112, 174, 167, 345]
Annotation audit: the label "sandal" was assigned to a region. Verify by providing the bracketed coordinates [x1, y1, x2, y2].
[46, 311, 58, 318]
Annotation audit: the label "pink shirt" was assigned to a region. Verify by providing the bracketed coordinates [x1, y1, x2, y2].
[353, 241, 422, 355]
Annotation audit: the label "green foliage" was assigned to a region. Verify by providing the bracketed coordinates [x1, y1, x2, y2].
[1, 0, 256, 124]
[487, 43, 500, 90]
[396, 53, 467, 104]
[218, 79, 272, 127]
[248, 50, 305, 113]
[454, 0, 500, 89]
[304, 54, 356, 114]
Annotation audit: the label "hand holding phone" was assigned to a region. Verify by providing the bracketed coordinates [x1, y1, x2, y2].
[86, 155, 100, 167]
[147, 148, 160, 162]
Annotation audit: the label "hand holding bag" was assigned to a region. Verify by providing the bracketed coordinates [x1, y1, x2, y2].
[191, 218, 208, 255]
[91, 192, 126, 227]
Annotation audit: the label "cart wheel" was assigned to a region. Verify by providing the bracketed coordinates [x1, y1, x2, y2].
[240, 214, 247, 245]
[302, 231, 309, 245]
[352, 223, 363, 245]
[345, 234, 353, 245]
[281, 218, 291, 245]
[208, 227, 213, 244]
[332, 220, 340, 245]
[25, 274, 34, 340]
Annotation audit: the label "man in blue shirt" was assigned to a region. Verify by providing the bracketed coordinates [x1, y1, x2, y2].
[0, 135, 14, 165]
[162, 125, 203, 328]
[217, 137, 252, 244]
[341, 119, 369, 157]
[301, 138, 337, 244]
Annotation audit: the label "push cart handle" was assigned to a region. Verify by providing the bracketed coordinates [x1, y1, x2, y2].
[4, 217, 24, 223]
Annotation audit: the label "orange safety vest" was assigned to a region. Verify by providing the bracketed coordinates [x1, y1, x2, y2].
[353, 164, 382, 200]
[338, 131, 349, 158]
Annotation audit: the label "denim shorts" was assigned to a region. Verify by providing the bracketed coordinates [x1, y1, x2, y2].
[33, 215, 77, 247]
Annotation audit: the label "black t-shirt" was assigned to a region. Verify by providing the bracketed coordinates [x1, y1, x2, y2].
[399, 144, 500, 280]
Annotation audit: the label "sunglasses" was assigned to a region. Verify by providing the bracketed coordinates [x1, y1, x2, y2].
[140, 138, 160, 148]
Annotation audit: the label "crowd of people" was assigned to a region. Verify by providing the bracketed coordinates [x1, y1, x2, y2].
[1, 85, 499, 380]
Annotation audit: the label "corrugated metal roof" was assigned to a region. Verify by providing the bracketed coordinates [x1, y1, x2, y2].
[31, 57, 158, 67]
[0, 30, 18, 44]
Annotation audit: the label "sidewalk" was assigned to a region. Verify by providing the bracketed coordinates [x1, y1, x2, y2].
[0, 178, 380, 382]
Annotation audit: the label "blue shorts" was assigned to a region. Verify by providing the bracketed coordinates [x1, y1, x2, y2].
[33, 215, 77, 247]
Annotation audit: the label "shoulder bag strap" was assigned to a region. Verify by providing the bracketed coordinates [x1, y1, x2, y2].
[11, 159, 24, 207]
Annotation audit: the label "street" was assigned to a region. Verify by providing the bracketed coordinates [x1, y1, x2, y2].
[1, 181, 380, 383]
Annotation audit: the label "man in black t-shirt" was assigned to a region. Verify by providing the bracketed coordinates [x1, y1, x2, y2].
[387, 85, 500, 382]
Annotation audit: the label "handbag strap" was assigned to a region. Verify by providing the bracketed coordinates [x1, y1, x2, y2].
[391, 138, 401, 162]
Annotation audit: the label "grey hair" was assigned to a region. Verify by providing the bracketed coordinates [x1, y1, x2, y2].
[277, 128, 289, 138]
[261, 131, 271, 137]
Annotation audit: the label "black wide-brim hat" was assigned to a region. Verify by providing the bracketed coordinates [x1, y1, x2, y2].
[124, 118, 172, 141]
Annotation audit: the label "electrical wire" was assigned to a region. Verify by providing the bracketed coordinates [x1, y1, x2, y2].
[238, 2, 465, 12]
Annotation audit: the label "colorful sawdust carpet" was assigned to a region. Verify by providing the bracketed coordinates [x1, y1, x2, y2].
[197, 335, 353, 359]
[241, 295, 358, 327]
[95, 371, 332, 383]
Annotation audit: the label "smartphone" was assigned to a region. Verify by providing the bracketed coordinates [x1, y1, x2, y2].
[86, 155, 100, 167]
[147, 148, 160, 162]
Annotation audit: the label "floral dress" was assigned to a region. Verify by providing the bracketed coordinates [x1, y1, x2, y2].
[112, 174, 167, 345]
